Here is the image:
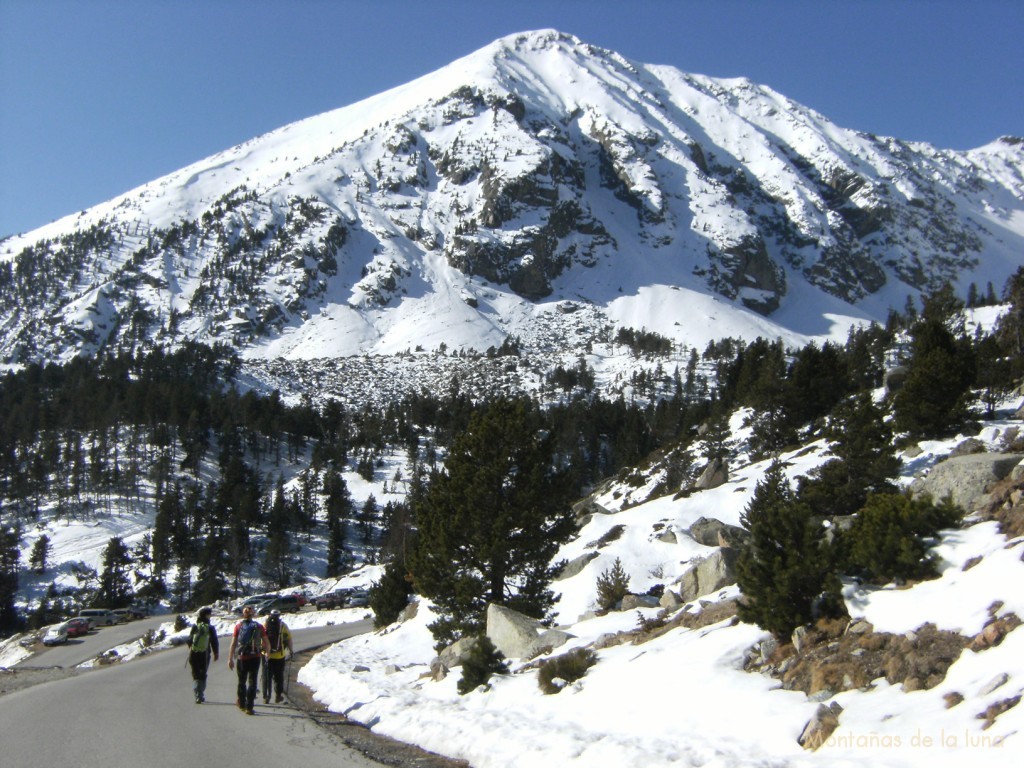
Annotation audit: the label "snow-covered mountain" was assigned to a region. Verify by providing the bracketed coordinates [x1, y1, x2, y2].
[2, 30, 1022, 381]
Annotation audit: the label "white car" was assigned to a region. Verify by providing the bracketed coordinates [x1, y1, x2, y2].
[42, 624, 69, 646]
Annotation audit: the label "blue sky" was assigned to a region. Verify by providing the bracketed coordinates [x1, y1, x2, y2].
[1, 0, 1021, 238]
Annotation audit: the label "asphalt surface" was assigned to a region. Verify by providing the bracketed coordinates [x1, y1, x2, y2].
[15, 613, 171, 669]
[1, 616, 467, 768]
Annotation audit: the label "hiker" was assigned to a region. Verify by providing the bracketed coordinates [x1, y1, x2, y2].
[227, 605, 269, 714]
[262, 609, 294, 703]
[187, 606, 219, 703]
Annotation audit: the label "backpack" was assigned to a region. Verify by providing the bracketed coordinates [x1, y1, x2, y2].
[236, 619, 262, 659]
[266, 615, 282, 653]
[192, 622, 210, 654]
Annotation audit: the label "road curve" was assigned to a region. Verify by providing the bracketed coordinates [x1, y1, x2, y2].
[0, 620, 384, 768]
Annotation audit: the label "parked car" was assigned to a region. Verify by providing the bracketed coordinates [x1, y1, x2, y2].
[347, 589, 370, 608]
[231, 594, 275, 614]
[254, 595, 301, 615]
[78, 608, 117, 627]
[110, 608, 139, 623]
[42, 624, 69, 646]
[65, 617, 91, 637]
[290, 592, 308, 608]
[314, 590, 350, 610]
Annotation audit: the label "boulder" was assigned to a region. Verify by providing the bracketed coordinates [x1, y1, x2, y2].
[438, 635, 481, 669]
[621, 594, 660, 611]
[659, 590, 682, 609]
[676, 548, 738, 602]
[572, 497, 611, 526]
[429, 657, 448, 681]
[556, 551, 599, 581]
[524, 629, 575, 660]
[911, 453, 1024, 512]
[798, 702, 843, 750]
[657, 528, 678, 544]
[486, 603, 543, 660]
[694, 458, 728, 491]
[687, 517, 748, 548]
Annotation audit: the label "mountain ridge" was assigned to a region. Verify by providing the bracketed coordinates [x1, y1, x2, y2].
[2, 30, 1022, 379]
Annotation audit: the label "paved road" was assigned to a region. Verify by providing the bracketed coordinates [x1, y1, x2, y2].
[1, 619, 384, 768]
[17, 613, 172, 669]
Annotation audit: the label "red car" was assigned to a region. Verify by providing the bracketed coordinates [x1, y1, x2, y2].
[64, 617, 91, 637]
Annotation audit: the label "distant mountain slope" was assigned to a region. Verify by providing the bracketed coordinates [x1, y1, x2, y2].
[1, 30, 1022, 372]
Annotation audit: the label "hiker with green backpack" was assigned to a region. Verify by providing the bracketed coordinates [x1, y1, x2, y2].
[227, 604, 269, 715]
[187, 606, 219, 704]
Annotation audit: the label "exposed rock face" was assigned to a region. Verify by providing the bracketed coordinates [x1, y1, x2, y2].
[2, 31, 1021, 366]
[911, 453, 1024, 512]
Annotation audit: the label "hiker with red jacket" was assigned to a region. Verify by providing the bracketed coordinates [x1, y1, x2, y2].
[227, 605, 269, 714]
[187, 606, 219, 704]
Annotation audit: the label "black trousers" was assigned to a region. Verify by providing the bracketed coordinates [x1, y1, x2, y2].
[235, 656, 261, 709]
[189, 650, 211, 681]
[265, 657, 286, 698]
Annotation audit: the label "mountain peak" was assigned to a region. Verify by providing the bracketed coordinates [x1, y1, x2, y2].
[1, 32, 1022, 370]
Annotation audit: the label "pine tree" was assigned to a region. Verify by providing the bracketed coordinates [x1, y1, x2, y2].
[358, 494, 379, 549]
[736, 461, 842, 639]
[96, 536, 133, 608]
[798, 392, 901, 518]
[595, 557, 630, 612]
[0, 524, 22, 637]
[841, 493, 961, 584]
[368, 559, 414, 628]
[323, 469, 352, 578]
[409, 398, 575, 647]
[29, 533, 51, 574]
[456, 636, 509, 695]
[697, 411, 732, 463]
[892, 313, 975, 438]
[996, 266, 1024, 381]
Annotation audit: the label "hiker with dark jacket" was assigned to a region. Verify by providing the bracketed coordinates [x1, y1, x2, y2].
[227, 605, 269, 714]
[262, 609, 294, 703]
[187, 606, 219, 703]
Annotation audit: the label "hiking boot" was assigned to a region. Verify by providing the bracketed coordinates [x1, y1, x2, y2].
[245, 708, 255, 715]
[237, 698, 245, 710]
[275, 694, 283, 703]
